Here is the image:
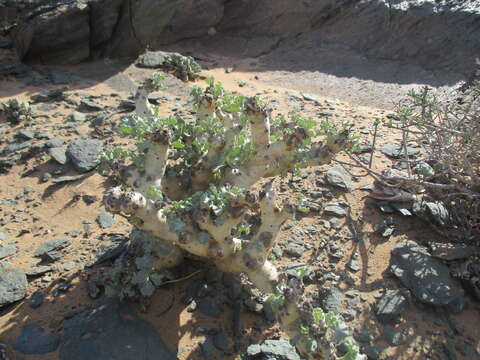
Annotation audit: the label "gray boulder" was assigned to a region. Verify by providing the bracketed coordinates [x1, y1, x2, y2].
[390, 241, 460, 306]
[67, 139, 103, 172]
[59, 298, 176, 360]
[0, 269, 28, 307]
[244, 339, 300, 360]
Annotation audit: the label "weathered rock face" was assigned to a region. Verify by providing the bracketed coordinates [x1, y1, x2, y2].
[9, 0, 225, 62]
[6, 0, 480, 75]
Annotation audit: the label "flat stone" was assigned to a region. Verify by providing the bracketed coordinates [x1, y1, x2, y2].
[14, 324, 60, 354]
[52, 174, 87, 184]
[87, 235, 127, 267]
[26, 265, 55, 277]
[0, 269, 28, 306]
[34, 238, 73, 262]
[59, 298, 176, 360]
[16, 129, 35, 140]
[97, 209, 115, 229]
[70, 111, 87, 122]
[4, 141, 31, 154]
[375, 290, 407, 323]
[380, 143, 420, 159]
[284, 243, 304, 258]
[245, 339, 300, 360]
[28, 291, 44, 309]
[325, 166, 353, 192]
[301, 92, 321, 103]
[49, 146, 68, 165]
[79, 100, 104, 112]
[390, 241, 459, 306]
[31, 88, 66, 103]
[324, 203, 347, 217]
[67, 139, 103, 172]
[0, 244, 17, 260]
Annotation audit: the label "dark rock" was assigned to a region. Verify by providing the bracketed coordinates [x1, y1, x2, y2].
[4, 141, 31, 154]
[283, 242, 304, 258]
[244, 339, 300, 360]
[49, 146, 68, 165]
[0, 269, 28, 306]
[79, 100, 104, 112]
[97, 209, 115, 229]
[197, 296, 223, 318]
[67, 139, 103, 172]
[362, 344, 381, 360]
[199, 336, 215, 358]
[325, 166, 353, 192]
[375, 290, 407, 323]
[31, 88, 66, 103]
[59, 298, 176, 360]
[319, 286, 343, 313]
[0, 244, 17, 260]
[213, 332, 230, 352]
[28, 291, 44, 309]
[382, 325, 407, 346]
[390, 241, 459, 306]
[34, 237, 73, 262]
[88, 235, 127, 266]
[14, 323, 60, 354]
[117, 100, 136, 112]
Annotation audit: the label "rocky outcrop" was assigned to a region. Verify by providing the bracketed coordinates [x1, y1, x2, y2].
[5, 0, 480, 74]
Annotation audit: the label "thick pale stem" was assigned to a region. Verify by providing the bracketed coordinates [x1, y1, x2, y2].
[197, 96, 216, 121]
[245, 97, 271, 151]
[135, 86, 153, 118]
[119, 130, 171, 193]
